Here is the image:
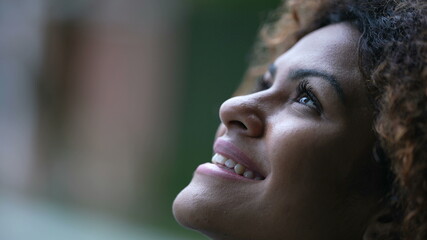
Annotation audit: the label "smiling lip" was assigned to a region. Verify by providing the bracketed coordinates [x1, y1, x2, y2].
[213, 138, 264, 177]
[196, 163, 258, 181]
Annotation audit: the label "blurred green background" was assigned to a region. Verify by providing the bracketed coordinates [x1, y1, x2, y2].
[0, 0, 280, 239]
[167, 1, 280, 238]
[163, 1, 280, 238]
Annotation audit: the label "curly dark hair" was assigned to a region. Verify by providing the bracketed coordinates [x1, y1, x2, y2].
[238, 0, 427, 239]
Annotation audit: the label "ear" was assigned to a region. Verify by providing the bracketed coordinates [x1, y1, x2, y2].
[363, 206, 395, 240]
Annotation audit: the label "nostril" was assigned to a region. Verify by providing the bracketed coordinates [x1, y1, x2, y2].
[219, 97, 264, 137]
[229, 120, 248, 130]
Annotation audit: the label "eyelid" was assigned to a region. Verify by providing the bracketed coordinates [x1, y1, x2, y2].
[295, 80, 323, 113]
[254, 74, 324, 114]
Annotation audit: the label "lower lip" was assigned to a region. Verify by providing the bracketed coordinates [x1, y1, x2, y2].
[195, 163, 255, 181]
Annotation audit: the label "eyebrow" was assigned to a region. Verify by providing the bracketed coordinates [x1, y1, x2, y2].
[287, 68, 346, 103]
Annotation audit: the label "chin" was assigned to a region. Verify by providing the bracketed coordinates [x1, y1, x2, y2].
[172, 186, 196, 229]
[173, 183, 213, 231]
[172, 183, 240, 240]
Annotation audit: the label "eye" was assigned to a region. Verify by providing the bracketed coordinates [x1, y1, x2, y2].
[295, 80, 323, 113]
[298, 95, 317, 108]
[253, 75, 272, 92]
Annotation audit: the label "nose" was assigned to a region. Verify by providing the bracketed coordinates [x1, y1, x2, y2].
[219, 95, 265, 138]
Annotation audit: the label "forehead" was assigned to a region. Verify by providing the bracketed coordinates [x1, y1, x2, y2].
[274, 23, 362, 83]
[273, 23, 368, 108]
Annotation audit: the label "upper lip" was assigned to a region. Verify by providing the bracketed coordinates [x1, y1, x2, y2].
[213, 138, 265, 177]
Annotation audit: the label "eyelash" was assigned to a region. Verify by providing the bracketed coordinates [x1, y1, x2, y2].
[254, 76, 322, 113]
[296, 80, 322, 113]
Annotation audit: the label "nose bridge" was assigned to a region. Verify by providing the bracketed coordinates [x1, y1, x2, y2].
[219, 93, 266, 138]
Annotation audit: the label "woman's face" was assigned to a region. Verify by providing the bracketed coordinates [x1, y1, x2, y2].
[173, 23, 384, 240]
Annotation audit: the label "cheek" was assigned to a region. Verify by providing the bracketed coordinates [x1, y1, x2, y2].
[265, 120, 359, 194]
[259, 122, 364, 226]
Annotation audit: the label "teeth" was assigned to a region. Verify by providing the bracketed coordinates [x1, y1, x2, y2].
[212, 153, 227, 165]
[225, 159, 237, 169]
[234, 164, 245, 175]
[212, 153, 264, 180]
[243, 170, 254, 179]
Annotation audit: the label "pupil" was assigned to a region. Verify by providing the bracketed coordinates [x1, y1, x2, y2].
[301, 97, 309, 103]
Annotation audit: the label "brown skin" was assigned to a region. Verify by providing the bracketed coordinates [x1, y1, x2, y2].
[173, 23, 385, 240]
